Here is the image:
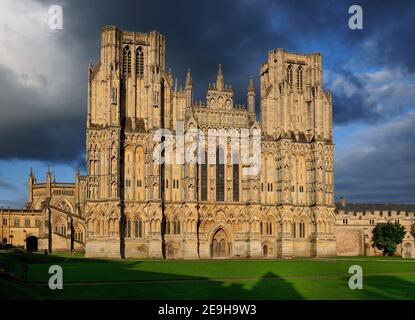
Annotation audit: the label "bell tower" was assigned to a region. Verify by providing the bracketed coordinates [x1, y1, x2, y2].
[85, 26, 168, 258]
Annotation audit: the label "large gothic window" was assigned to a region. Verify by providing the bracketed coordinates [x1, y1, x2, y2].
[136, 46, 144, 78]
[216, 147, 225, 202]
[201, 151, 208, 201]
[123, 46, 131, 76]
[232, 152, 239, 202]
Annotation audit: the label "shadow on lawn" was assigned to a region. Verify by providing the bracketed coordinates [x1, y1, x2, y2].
[359, 275, 415, 299]
[39, 270, 305, 300]
[3, 251, 415, 300]
[1, 251, 304, 299]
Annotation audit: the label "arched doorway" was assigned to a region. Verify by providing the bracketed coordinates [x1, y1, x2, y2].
[263, 245, 268, 257]
[211, 228, 230, 258]
[26, 236, 38, 251]
[166, 244, 174, 259]
[403, 243, 412, 258]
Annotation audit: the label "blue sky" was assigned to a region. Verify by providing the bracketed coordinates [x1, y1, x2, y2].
[0, 0, 414, 207]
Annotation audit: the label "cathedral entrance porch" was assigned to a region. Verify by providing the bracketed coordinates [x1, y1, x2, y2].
[210, 228, 231, 258]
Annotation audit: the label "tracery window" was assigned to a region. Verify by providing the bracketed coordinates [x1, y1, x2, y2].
[232, 152, 239, 202]
[287, 65, 293, 89]
[216, 147, 225, 201]
[57, 200, 72, 213]
[74, 230, 83, 242]
[136, 46, 144, 78]
[123, 46, 131, 76]
[55, 220, 66, 236]
[297, 66, 303, 91]
[201, 151, 208, 201]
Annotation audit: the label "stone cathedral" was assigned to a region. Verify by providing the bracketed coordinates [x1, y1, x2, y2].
[3, 26, 414, 259]
[84, 25, 335, 259]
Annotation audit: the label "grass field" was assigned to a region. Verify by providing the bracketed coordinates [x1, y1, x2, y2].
[1, 249, 415, 300]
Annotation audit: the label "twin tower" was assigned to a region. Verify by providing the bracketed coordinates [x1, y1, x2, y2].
[85, 26, 335, 259]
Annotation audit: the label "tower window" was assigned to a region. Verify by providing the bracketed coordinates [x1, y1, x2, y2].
[136, 46, 144, 78]
[123, 46, 131, 76]
[287, 65, 293, 89]
[216, 147, 225, 202]
[232, 152, 239, 202]
[201, 151, 208, 201]
[297, 66, 303, 91]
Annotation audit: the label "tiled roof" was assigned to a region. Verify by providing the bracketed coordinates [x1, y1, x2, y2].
[336, 202, 415, 213]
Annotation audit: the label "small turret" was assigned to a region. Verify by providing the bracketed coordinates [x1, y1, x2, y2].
[185, 69, 193, 87]
[247, 76, 255, 114]
[27, 168, 35, 204]
[185, 69, 193, 109]
[46, 167, 52, 197]
[216, 64, 224, 91]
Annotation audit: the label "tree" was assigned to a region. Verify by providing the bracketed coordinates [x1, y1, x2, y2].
[372, 222, 406, 256]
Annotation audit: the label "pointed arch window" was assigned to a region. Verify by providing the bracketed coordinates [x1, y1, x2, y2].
[287, 65, 293, 89]
[216, 147, 225, 202]
[135, 218, 143, 238]
[232, 151, 239, 202]
[123, 46, 131, 76]
[136, 46, 144, 78]
[126, 219, 131, 238]
[297, 66, 303, 91]
[201, 150, 208, 201]
[55, 220, 67, 236]
[299, 222, 305, 238]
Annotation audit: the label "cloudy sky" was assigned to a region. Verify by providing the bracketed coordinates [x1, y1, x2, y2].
[0, 0, 414, 207]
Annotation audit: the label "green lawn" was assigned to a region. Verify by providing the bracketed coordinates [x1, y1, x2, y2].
[1, 249, 415, 299]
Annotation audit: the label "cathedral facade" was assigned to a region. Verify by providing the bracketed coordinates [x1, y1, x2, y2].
[2, 26, 413, 259]
[84, 26, 335, 259]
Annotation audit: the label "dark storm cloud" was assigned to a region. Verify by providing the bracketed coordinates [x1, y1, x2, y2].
[2, 0, 414, 163]
[330, 70, 381, 125]
[0, 64, 86, 164]
[0, 180, 17, 192]
[62, 0, 295, 102]
[1, 0, 415, 204]
[272, 0, 415, 73]
[336, 113, 415, 203]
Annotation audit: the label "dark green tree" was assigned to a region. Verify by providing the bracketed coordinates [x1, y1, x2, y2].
[372, 222, 406, 256]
